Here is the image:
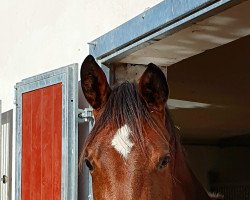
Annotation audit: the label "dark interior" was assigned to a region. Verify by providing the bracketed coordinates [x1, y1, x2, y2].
[168, 35, 250, 199]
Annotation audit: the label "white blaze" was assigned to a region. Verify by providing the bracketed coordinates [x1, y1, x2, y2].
[111, 124, 134, 159]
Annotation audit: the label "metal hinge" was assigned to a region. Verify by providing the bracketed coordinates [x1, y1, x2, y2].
[14, 85, 18, 106]
[78, 108, 94, 125]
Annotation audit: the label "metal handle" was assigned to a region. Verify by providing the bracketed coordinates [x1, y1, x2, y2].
[1, 175, 8, 184]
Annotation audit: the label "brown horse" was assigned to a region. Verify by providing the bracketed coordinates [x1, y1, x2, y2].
[79, 55, 223, 200]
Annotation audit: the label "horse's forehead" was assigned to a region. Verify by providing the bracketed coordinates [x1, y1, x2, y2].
[111, 124, 134, 159]
[109, 123, 168, 160]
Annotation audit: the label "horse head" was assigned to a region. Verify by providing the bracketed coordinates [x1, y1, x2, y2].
[79, 55, 218, 200]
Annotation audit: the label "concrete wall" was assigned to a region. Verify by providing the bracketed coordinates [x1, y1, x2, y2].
[109, 63, 167, 85]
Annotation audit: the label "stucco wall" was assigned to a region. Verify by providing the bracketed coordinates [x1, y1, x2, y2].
[0, 0, 162, 112]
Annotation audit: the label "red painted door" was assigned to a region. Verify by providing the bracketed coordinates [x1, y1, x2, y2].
[22, 84, 62, 200]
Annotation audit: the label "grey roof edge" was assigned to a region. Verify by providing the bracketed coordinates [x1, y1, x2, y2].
[89, 0, 245, 64]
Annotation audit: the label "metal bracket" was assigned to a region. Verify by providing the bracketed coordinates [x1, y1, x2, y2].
[78, 108, 94, 125]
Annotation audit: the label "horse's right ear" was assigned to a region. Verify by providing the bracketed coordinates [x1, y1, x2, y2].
[80, 55, 111, 110]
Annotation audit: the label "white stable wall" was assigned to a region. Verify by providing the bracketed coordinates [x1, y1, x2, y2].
[0, 0, 162, 112]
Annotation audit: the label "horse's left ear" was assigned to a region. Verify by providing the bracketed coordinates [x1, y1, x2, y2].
[80, 55, 111, 110]
[139, 63, 169, 111]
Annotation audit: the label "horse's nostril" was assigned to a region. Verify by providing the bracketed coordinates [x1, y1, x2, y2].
[158, 155, 170, 170]
[85, 159, 94, 171]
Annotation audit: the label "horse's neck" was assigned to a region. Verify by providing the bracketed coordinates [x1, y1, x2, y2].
[172, 143, 211, 200]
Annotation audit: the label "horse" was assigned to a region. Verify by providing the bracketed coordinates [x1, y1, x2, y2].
[79, 55, 223, 200]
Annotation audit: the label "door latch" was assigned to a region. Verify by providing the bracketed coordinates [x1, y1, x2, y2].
[1, 175, 8, 184]
[78, 108, 94, 125]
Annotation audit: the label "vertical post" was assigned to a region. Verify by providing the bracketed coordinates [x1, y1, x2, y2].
[77, 108, 94, 200]
[88, 118, 93, 200]
[0, 104, 13, 200]
[0, 100, 2, 200]
[0, 99, 1, 136]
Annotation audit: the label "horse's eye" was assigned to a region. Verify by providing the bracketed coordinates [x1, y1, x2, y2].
[158, 155, 170, 170]
[85, 159, 94, 171]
